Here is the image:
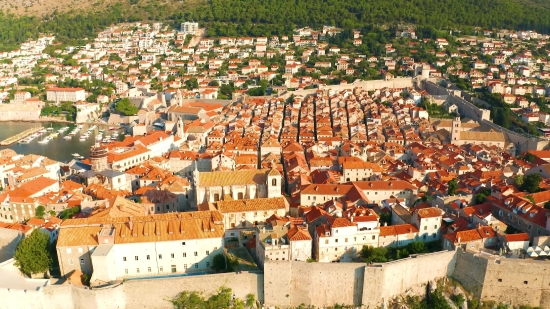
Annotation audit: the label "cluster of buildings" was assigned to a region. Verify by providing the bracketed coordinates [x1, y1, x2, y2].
[2, 23, 550, 288]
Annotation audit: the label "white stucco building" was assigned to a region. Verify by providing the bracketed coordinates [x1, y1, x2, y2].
[46, 88, 86, 103]
[56, 211, 225, 284]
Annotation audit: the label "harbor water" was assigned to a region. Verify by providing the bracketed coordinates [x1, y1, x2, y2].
[0, 122, 125, 163]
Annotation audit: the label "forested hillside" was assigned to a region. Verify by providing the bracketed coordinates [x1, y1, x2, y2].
[2, 0, 550, 51]
[182, 0, 550, 35]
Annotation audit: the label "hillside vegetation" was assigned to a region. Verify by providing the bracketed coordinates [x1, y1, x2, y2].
[1, 0, 550, 50]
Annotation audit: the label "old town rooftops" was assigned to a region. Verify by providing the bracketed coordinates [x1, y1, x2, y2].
[198, 169, 276, 187]
[351, 180, 416, 191]
[215, 196, 287, 213]
[57, 211, 224, 247]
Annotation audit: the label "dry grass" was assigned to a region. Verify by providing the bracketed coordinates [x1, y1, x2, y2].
[0, 0, 115, 16]
[0, 0, 205, 17]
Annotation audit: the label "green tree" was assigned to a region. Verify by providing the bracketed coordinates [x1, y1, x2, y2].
[521, 173, 542, 193]
[447, 178, 458, 196]
[406, 241, 426, 254]
[14, 229, 52, 276]
[245, 293, 256, 308]
[523, 153, 536, 163]
[35, 205, 46, 219]
[170, 290, 206, 309]
[115, 98, 139, 116]
[360, 245, 388, 263]
[211, 253, 226, 272]
[379, 212, 391, 225]
[515, 175, 524, 187]
[59, 206, 80, 220]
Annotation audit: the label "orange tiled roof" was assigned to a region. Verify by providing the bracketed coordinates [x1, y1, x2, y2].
[216, 197, 286, 213]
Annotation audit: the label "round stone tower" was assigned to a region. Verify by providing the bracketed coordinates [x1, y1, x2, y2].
[90, 144, 109, 172]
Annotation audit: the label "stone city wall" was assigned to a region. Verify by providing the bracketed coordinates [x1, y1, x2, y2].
[362, 250, 457, 308]
[5, 249, 550, 308]
[453, 249, 550, 309]
[2, 272, 263, 309]
[264, 250, 455, 308]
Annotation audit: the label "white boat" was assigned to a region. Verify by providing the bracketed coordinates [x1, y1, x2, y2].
[38, 129, 47, 134]
[102, 138, 110, 143]
[38, 136, 52, 144]
[95, 135, 103, 141]
[72, 153, 81, 157]
[77, 124, 83, 128]
[64, 136, 72, 140]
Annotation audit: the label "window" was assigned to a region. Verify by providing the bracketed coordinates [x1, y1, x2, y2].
[194, 263, 199, 269]
[272, 178, 277, 186]
[166, 205, 170, 210]
[184, 264, 187, 270]
[424, 226, 427, 231]
[206, 262, 210, 267]
[136, 268, 140, 274]
[171, 265, 177, 273]
[194, 251, 198, 256]
[498, 278, 502, 282]
[157, 206, 160, 212]
[78, 248, 83, 253]
[325, 240, 328, 244]
[335, 239, 339, 243]
[125, 269, 128, 274]
[423, 235, 427, 240]
[159, 254, 162, 259]
[206, 250, 210, 255]
[183, 252, 187, 257]
[147, 255, 150, 260]
[148, 267, 151, 273]
[171, 253, 175, 258]
[66, 248, 72, 254]
[182, 241, 186, 246]
[372, 235, 376, 240]
[123, 257, 127, 261]
[524, 281, 528, 285]
[434, 225, 438, 229]
[160, 267, 163, 272]
[68, 258, 74, 265]
[345, 238, 348, 243]
[135, 256, 139, 261]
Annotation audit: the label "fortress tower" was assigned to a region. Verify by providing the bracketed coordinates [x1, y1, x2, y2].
[90, 144, 109, 172]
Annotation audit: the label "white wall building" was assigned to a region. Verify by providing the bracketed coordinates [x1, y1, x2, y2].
[46, 88, 86, 103]
[56, 211, 225, 284]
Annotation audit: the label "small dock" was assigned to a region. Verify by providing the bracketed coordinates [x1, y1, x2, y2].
[0, 127, 42, 146]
